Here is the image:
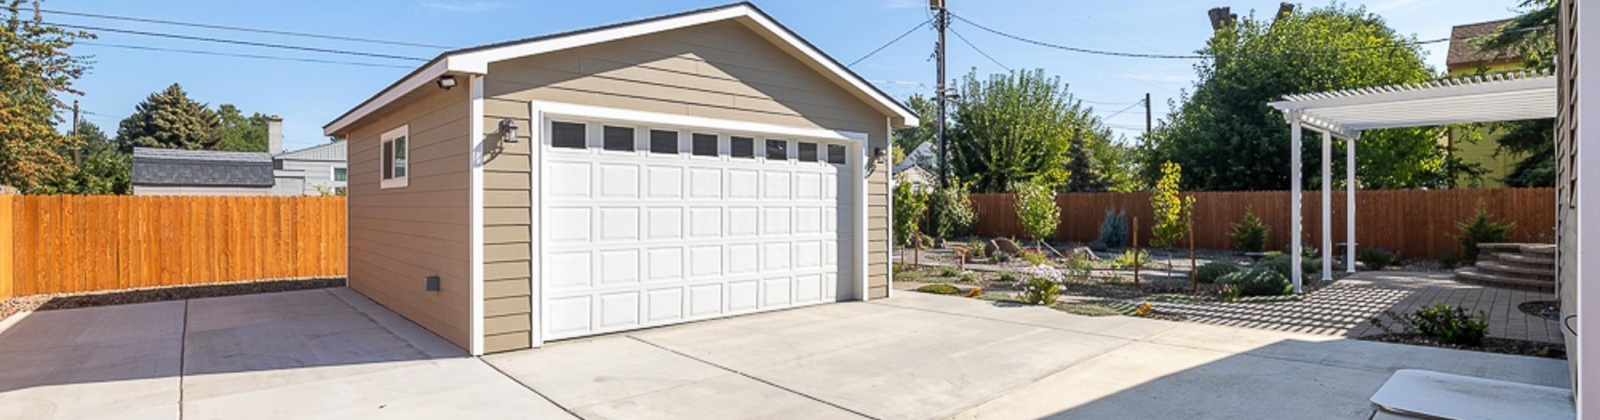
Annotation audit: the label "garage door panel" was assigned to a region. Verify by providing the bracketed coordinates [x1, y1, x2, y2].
[542, 120, 851, 341]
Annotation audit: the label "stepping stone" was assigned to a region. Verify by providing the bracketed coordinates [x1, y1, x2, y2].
[1370, 369, 1573, 420]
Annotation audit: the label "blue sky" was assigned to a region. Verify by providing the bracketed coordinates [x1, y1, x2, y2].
[47, 0, 1525, 150]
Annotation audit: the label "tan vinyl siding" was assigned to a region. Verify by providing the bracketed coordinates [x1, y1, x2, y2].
[477, 19, 897, 350]
[342, 86, 473, 350]
[1555, 0, 1578, 391]
[481, 96, 535, 354]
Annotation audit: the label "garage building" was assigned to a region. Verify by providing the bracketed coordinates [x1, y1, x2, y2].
[324, 2, 918, 355]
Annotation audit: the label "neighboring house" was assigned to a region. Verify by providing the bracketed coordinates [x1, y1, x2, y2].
[893, 162, 933, 191]
[131, 147, 276, 196]
[270, 116, 350, 196]
[323, 2, 917, 355]
[1444, 18, 1526, 187]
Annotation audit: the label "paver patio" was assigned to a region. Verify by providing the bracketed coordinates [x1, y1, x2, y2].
[0, 287, 1571, 419]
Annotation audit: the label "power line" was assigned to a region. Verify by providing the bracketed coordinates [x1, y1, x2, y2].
[948, 26, 1009, 72]
[1078, 98, 1141, 106]
[41, 9, 452, 49]
[848, 18, 930, 67]
[48, 22, 429, 62]
[76, 41, 414, 69]
[1099, 100, 1144, 121]
[950, 12, 1206, 60]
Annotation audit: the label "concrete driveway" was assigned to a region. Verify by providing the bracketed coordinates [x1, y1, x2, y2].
[0, 288, 1571, 419]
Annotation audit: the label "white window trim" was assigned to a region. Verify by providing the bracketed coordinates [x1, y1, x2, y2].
[381, 125, 410, 189]
[330, 165, 348, 183]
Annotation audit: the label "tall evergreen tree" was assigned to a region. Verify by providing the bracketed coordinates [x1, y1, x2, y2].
[1063, 132, 1107, 192]
[116, 83, 222, 151]
[0, 0, 92, 191]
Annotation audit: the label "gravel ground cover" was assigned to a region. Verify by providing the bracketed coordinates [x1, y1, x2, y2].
[0, 278, 346, 321]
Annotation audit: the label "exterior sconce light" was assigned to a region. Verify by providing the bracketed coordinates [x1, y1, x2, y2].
[436, 75, 457, 90]
[872, 147, 886, 162]
[499, 119, 518, 143]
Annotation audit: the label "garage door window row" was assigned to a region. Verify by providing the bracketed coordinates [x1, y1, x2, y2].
[550, 120, 848, 165]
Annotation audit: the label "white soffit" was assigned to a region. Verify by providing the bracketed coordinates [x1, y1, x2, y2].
[325, 2, 918, 136]
[1268, 70, 1557, 139]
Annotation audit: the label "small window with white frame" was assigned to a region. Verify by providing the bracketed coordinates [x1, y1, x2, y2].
[332, 166, 348, 182]
[381, 125, 409, 189]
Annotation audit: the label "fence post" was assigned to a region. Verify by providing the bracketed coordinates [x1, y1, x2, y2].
[0, 195, 12, 300]
[1132, 217, 1140, 287]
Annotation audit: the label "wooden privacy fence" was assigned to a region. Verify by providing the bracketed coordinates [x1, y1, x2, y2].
[969, 188, 1555, 260]
[0, 195, 347, 300]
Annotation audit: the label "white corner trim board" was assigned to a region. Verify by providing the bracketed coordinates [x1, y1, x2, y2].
[468, 75, 487, 356]
[324, 3, 916, 136]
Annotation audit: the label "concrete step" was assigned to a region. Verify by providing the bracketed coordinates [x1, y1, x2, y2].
[1479, 242, 1557, 255]
[1489, 252, 1556, 267]
[1474, 260, 1555, 278]
[1454, 268, 1555, 292]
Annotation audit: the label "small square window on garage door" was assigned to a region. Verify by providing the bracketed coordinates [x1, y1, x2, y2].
[827, 144, 846, 164]
[797, 142, 818, 162]
[765, 140, 788, 160]
[551, 121, 586, 149]
[650, 130, 678, 154]
[692, 133, 718, 157]
[604, 126, 635, 151]
[731, 136, 755, 158]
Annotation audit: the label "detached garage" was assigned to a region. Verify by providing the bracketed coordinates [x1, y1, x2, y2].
[324, 2, 917, 355]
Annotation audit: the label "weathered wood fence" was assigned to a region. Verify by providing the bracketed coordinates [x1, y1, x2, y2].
[0, 195, 347, 300]
[969, 188, 1555, 260]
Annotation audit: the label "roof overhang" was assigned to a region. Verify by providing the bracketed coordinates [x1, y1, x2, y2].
[1268, 71, 1556, 140]
[325, 2, 919, 136]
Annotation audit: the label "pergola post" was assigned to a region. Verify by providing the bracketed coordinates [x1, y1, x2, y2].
[1290, 115, 1303, 293]
[1346, 133, 1357, 273]
[1321, 131, 1333, 281]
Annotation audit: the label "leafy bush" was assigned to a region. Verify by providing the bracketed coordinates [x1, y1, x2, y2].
[929, 185, 976, 238]
[1195, 261, 1240, 284]
[1020, 249, 1049, 266]
[1149, 161, 1195, 248]
[938, 265, 961, 277]
[998, 271, 1018, 283]
[1109, 249, 1150, 270]
[1453, 203, 1515, 263]
[1230, 206, 1270, 252]
[892, 182, 928, 247]
[1064, 253, 1093, 280]
[1216, 269, 1292, 297]
[1438, 250, 1461, 269]
[1257, 254, 1320, 280]
[1097, 208, 1129, 248]
[1013, 180, 1060, 244]
[1012, 265, 1065, 305]
[1371, 303, 1489, 346]
[1358, 247, 1399, 270]
[916, 284, 961, 295]
[969, 240, 988, 259]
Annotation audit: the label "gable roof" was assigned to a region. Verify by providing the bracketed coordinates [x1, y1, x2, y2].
[324, 2, 918, 136]
[276, 140, 346, 161]
[132, 147, 276, 188]
[1447, 18, 1518, 69]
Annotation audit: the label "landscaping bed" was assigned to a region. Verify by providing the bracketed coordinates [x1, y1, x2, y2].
[0, 278, 347, 321]
[1360, 333, 1567, 360]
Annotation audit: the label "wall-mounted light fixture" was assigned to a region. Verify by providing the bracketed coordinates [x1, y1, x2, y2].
[498, 119, 519, 143]
[872, 147, 887, 162]
[436, 75, 457, 91]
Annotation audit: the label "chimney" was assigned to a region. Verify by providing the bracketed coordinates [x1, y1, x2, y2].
[267, 115, 283, 155]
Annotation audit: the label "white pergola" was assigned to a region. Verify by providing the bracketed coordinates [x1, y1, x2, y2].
[1267, 70, 1557, 293]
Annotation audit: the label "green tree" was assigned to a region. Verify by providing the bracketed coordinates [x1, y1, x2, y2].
[1475, 0, 1556, 71]
[0, 0, 92, 191]
[34, 121, 129, 194]
[1476, 0, 1557, 187]
[892, 94, 937, 166]
[948, 69, 1099, 193]
[892, 181, 928, 247]
[1143, 5, 1450, 191]
[215, 104, 271, 152]
[116, 83, 222, 151]
[1150, 161, 1194, 248]
[1063, 131, 1107, 192]
[1013, 180, 1060, 245]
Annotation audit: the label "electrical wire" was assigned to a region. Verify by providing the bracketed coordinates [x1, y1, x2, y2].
[76, 41, 415, 69]
[848, 18, 931, 67]
[40, 9, 452, 49]
[48, 23, 429, 62]
[951, 12, 1205, 60]
[948, 26, 1009, 72]
[1099, 100, 1144, 121]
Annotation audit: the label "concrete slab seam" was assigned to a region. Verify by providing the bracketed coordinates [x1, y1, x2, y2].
[325, 289, 432, 358]
[476, 357, 585, 419]
[864, 299, 1180, 342]
[625, 335, 882, 420]
[179, 299, 190, 420]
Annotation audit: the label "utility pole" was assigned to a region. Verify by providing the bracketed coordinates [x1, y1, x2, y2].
[931, 0, 949, 188]
[1144, 92, 1152, 138]
[71, 100, 80, 166]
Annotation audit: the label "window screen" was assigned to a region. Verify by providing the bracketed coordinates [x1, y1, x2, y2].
[731, 136, 755, 158]
[765, 140, 788, 160]
[797, 142, 818, 162]
[827, 144, 847, 164]
[650, 130, 678, 154]
[551, 121, 586, 149]
[603, 126, 635, 151]
[692, 133, 718, 157]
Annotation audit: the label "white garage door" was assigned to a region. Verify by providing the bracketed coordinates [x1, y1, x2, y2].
[540, 118, 854, 340]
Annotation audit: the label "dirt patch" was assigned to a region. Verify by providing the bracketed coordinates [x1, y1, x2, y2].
[0, 278, 346, 321]
[1360, 333, 1567, 360]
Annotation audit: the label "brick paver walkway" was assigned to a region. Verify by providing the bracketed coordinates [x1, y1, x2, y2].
[1148, 271, 1563, 343]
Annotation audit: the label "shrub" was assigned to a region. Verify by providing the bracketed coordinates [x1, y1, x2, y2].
[1064, 253, 1094, 281]
[998, 271, 1019, 283]
[1150, 161, 1195, 248]
[1195, 261, 1240, 284]
[938, 265, 961, 277]
[1216, 269, 1292, 297]
[1013, 180, 1060, 244]
[929, 185, 976, 238]
[968, 239, 988, 259]
[1097, 208, 1129, 248]
[1230, 207, 1270, 252]
[1020, 249, 1049, 266]
[1453, 203, 1514, 263]
[1358, 247, 1399, 270]
[1012, 265, 1065, 305]
[1109, 249, 1150, 270]
[1371, 303, 1489, 346]
[1438, 250, 1461, 269]
[1257, 254, 1320, 280]
[892, 182, 928, 247]
[915, 284, 961, 295]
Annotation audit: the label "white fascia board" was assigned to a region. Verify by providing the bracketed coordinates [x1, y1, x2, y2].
[325, 59, 452, 136]
[529, 100, 868, 142]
